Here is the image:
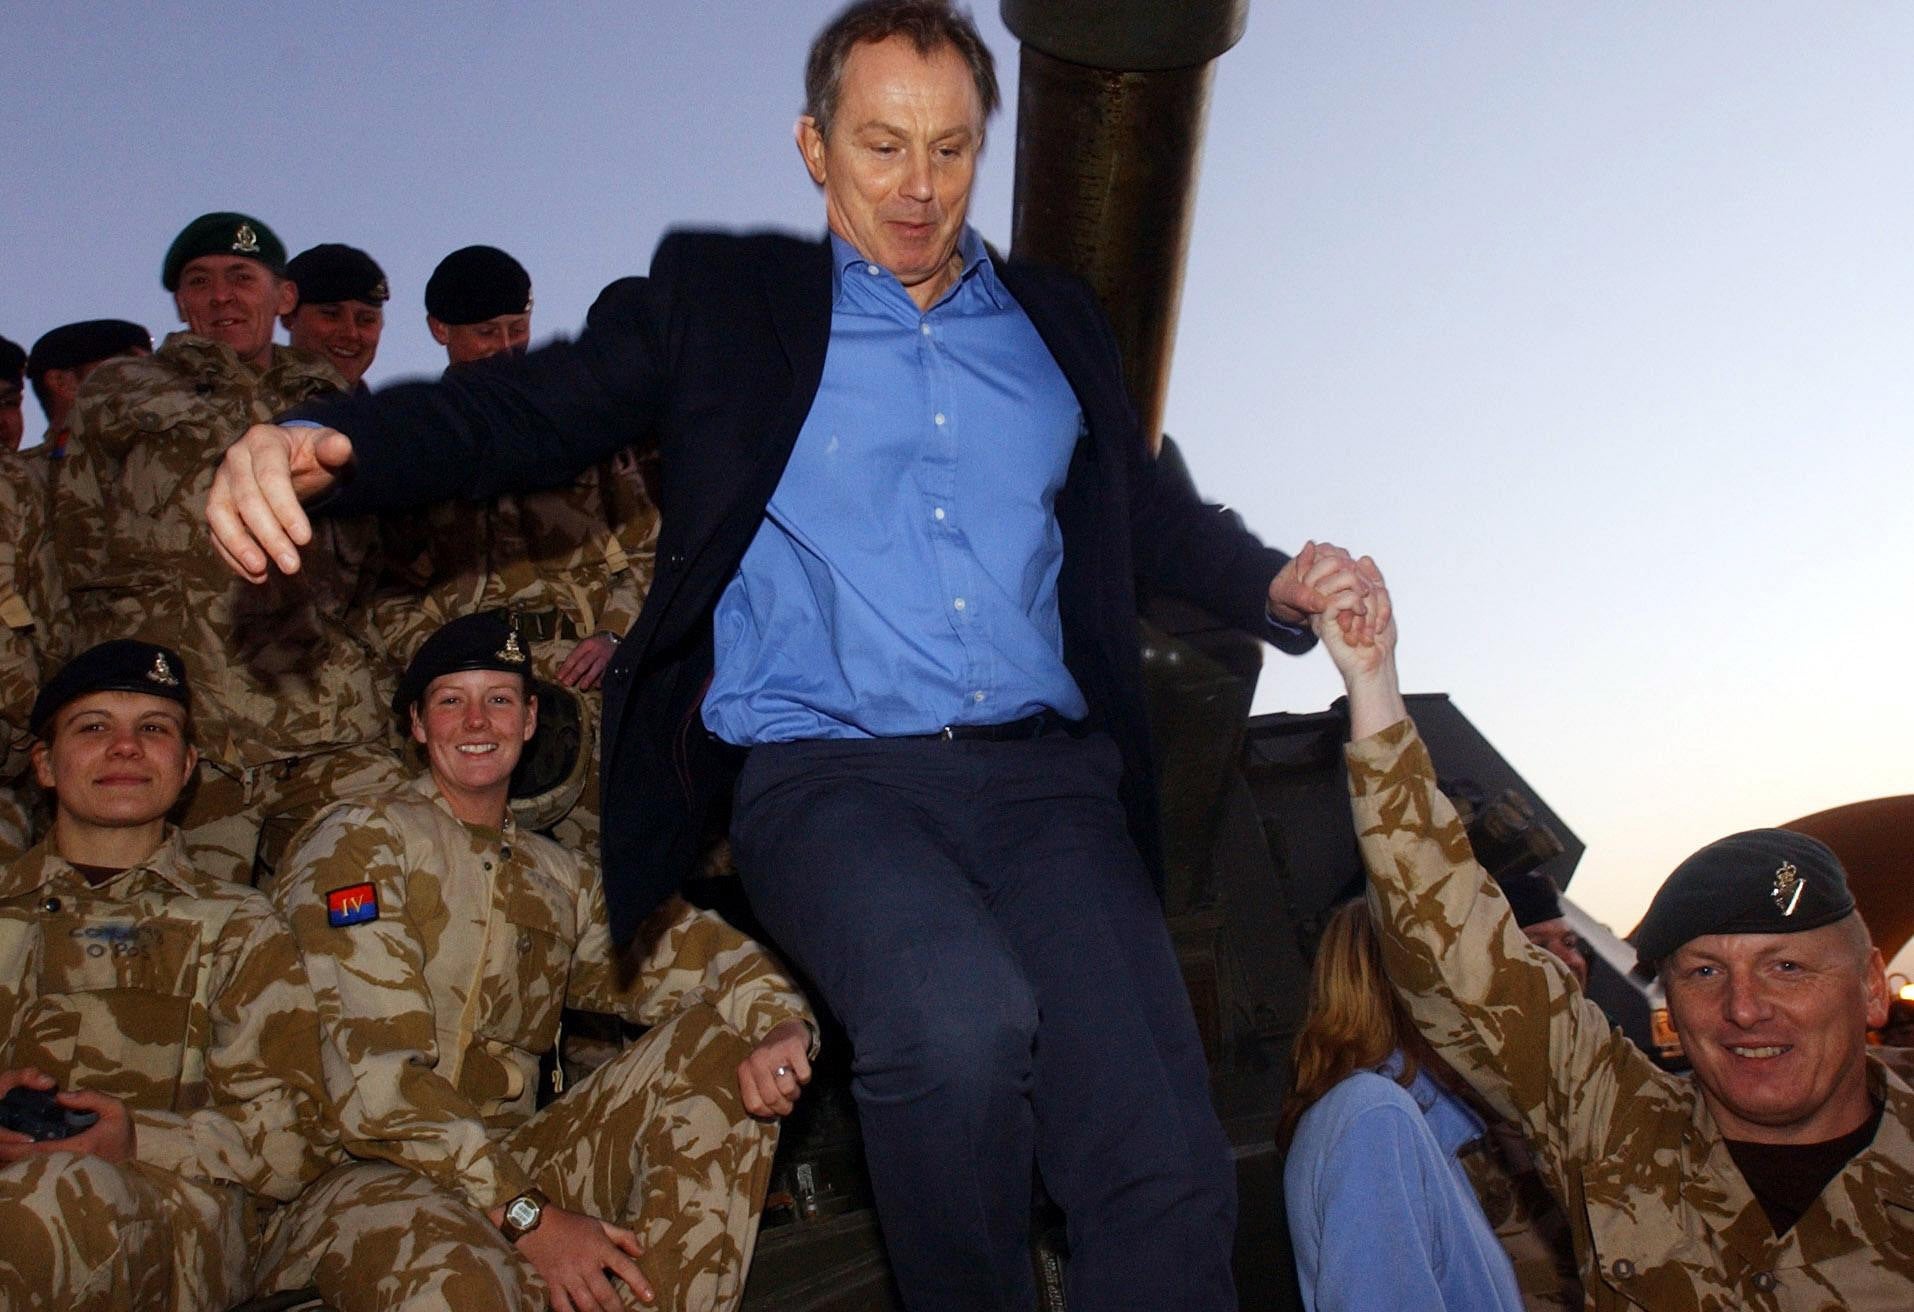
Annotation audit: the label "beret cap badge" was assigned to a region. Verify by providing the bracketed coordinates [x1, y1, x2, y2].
[496, 630, 528, 664]
[232, 224, 261, 255]
[1772, 860, 1804, 916]
[146, 653, 180, 687]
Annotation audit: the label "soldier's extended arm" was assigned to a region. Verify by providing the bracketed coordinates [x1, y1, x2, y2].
[569, 887, 814, 1047]
[275, 806, 537, 1209]
[1325, 580, 1659, 1174]
[129, 896, 339, 1200]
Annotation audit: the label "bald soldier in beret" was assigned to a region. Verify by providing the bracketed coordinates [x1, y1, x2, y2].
[368, 246, 657, 857]
[1311, 565, 1914, 1308]
[261, 613, 812, 1312]
[57, 213, 404, 885]
[0, 640, 338, 1311]
[281, 244, 389, 391]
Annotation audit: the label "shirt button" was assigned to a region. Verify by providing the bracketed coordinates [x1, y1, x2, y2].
[933, 507, 946, 521]
[483, 861, 494, 872]
[920, 322, 931, 335]
[953, 597, 966, 611]
[972, 691, 986, 703]
[1611, 1259, 1635, 1279]
[40, 896, 60, 914]
[933, 413, 946, 426]
[866, 264, 880, 276]
[1752, 1272, 1778, 1293]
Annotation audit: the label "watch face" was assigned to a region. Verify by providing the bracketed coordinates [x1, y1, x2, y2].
[505, 1196, 542, 1231]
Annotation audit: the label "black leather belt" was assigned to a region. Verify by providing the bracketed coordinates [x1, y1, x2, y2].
[915, 710, 1083, 743]
[482, 607, 578, 644]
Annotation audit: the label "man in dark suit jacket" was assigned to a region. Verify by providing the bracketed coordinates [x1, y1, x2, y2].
[209, 4, 1370, 1307]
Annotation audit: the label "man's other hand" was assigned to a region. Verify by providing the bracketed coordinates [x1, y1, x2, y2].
[206, 423, 356, 583]
[1269, 540, 1369, 624]
[738, 1018, 813, 1119]
[507, 1204, 653, 1312]
[556, 634, 618, 691]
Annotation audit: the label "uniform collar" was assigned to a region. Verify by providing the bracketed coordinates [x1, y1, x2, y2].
[0, 826, 200, 900]
[157, 331, 345, 393]
[410, 770, 519, 846]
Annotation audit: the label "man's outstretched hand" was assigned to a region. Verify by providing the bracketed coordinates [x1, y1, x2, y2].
[1268, 540, 1370, 625]
[206, 423, 357, 583]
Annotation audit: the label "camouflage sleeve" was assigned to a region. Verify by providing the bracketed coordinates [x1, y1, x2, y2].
[129, 895, 339, 1201]
[569, 886, 815, 1048]
[274, 805, 537, 1210]
[1347, 718, 1655, 1170]
[53, 370, 136, 606]
[0, 471, 43, 775]
[592, 456, 657, 637]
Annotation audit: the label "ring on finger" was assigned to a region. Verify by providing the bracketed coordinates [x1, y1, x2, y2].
[774, 1065, 793, 1079]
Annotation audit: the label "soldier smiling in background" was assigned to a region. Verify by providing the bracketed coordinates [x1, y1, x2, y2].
[281, 243, 389, 392]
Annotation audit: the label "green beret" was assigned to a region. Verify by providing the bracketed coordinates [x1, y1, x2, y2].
[32, 639, 191, 735]
[1497, 871, 1565, 930]
[286, 244, 389, 308]
[394, 613, 532, 718]
[1634, 828, 1855, 973]
[162, 212, 287, 291]
[27, 320, 151, 379]
[424, 245, 532, 324]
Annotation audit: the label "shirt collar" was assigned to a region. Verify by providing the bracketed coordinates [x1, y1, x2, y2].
[827, 227, 1001, 310]
[0, 827, 200, 900]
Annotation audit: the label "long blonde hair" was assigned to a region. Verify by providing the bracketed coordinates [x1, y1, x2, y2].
[1278, 898, 1429, 1149]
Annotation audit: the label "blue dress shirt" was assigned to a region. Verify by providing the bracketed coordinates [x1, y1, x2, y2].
[702, 229, 1090, 745]
[1284, 1056, 1525, 1312]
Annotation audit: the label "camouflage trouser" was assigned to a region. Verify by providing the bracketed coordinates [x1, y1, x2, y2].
[0, 1152, 252, 1311]
[258, 1002, 779, 1312]
[179, 741, 407, 886]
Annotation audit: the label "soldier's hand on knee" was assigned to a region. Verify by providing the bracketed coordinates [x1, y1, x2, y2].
[738, 1018, 814, 1119]
[513, 1204, 653, 1312]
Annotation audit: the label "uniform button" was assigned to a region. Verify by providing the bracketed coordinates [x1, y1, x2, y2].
[1752, 1271, 1777, 1293]
[518, 933, 533, 953]
[1611, 1259, 1635, 1279]
[972, 691, 985, 703]
[39, 896, 60, 913]
[483, 861, 494, 872]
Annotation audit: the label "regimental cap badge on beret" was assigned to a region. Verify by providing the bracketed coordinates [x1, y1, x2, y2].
[146, 652, 180, 687]
[372, 278, 391, 302]
[497, 629, 527, 664]
[1772, 860, 1804, 916]
[232, 223, 261, 255]
[393, 611, 534, 718]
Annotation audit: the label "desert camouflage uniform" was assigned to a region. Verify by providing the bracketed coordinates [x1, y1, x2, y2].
[0, 448, 66, 859]
[370, 453, 658, 855]
[0, 828, 339, 1310]
[1459, 1114, 1585, 1311]
[58, 335, 404, 883]
[1349, 719, 1914, 1311]
[262, 774, 811, 1312]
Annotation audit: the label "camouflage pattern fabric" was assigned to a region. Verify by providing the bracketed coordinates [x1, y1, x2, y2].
[0, 827, 341, 1308]
[0, 1153, 251, 1311]
[0, 447, 67, 862]
[270, 774, 810, 1306]
[178, 739, 408, 888]
[0, 786, 33, 863]
[57, 334, 389, 769]
[1459, 1114, 1585, 1311]
[1348, 719, 1914, 1310]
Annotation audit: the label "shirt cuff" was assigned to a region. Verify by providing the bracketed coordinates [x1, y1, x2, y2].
[281, 419, 323, 428]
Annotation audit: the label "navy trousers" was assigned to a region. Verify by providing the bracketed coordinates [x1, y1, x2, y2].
[731, 732, 1237, 1312]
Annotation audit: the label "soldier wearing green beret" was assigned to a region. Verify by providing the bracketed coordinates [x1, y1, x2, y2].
[1309, 563, 1913, 1309]
[261, 613, 813, 1312]
[366, 246, 657, 861]
[281, 244, 388, 391]
[0, 640, 340, 1311]
[56, 214, 406, 887]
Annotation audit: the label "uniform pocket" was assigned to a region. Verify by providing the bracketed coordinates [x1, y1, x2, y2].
[28, 913, 201, 1106]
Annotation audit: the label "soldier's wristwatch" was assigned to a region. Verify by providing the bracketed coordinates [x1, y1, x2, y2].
[498, 1188, 548, 1242]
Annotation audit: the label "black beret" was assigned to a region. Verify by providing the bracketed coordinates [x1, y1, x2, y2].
[162, 212, 287, 291]
[0, 336, 23, 385]
[394, 613, 532, 718]
[31, 639, 191, 735]
[286, 244, 390, 308]
[1497, 871, 1565, 930]
[424, 246, 532, 324]
[1634, 828, 1855, 973]
[27, 320, 152, 380]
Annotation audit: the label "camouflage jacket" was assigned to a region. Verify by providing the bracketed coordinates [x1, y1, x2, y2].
[57, 334, 388, 766]
[1349, 720, 1914, 1310]
[273, 774, 811, 1210]
[368, 454, 657, 679]
[1459, 1114, 1586, 1311]
[0, 827, 340, 1202]
[0, 449, 66, 780]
